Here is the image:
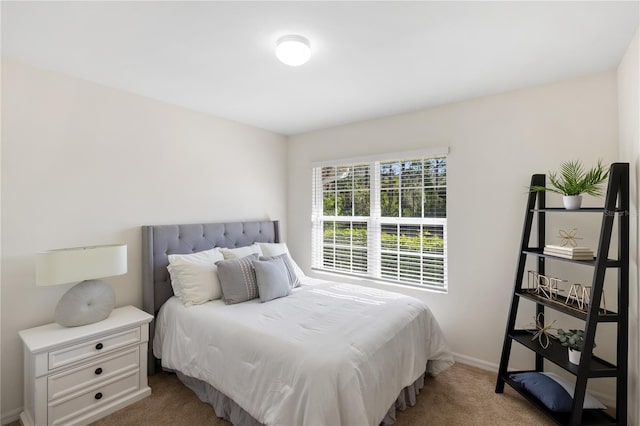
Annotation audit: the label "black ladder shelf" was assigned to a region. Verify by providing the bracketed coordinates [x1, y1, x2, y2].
[495, 163, 629, 426]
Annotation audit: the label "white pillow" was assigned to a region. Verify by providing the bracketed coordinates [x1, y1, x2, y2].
[258, 242, 288, 257]
[541, 372, 606, 409]
[167, 264, 182, 298]
[168, 249, 222, 297]
[258, 242, 306, 280]
[167, 248, 224, 306]
[220, 244, 263, 260]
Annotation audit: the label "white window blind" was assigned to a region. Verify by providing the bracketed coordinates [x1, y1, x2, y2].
[312, 153, 448, 292]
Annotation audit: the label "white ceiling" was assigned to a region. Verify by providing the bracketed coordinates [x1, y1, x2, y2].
[2, 1, 638, 135]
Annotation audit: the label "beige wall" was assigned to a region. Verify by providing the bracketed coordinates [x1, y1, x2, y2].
[0, 61, 287, 420]
[288, 72, 620, 399]
[617, 29, 639, 426]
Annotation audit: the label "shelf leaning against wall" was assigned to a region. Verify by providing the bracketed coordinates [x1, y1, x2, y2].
[495, 162, 629, 426]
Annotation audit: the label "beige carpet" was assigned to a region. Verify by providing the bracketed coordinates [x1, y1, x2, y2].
[11, 363, 555, 426]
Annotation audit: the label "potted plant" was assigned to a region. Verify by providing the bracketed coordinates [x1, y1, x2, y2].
[531, 160, 609, 209]
[557, 328, 594, 365]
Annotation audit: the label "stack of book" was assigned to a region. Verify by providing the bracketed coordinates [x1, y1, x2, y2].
[543, 245, 594, 260]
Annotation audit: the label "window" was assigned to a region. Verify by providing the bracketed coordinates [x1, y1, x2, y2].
[312, 150, 448, 292]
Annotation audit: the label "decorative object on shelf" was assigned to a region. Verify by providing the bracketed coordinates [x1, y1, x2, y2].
[526, 271, 609, 313]
[568, 348, 581, 365]
[563, 196, 582, 210]
[557, 228, 583, 247]
[556, 329, 594, 365]
[527, 271, 565, 300]
[538, 274, 564, 300]
[578, 286, 606, 311]
[36, 244, 127, 327]
[565, 283, 606, 311]
[580, 286, 591, 310]
[566, 283, 582, 307]
[543, 244, 594, 260]
[526, 270, 540, 291]
[530, 160, 609, 209]
[509, 372, 607, 412]
[528, 312, 556, 349]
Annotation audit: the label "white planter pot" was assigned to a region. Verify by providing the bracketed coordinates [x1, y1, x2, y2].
[568, 348, 581, 365]
[563, 195, 583, 210]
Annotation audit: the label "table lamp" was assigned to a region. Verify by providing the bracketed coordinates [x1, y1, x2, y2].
[36, 244, 127, 327]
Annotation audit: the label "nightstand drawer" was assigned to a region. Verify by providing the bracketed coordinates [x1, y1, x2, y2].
[48, 347, 139, 400]
[48, 369, 139, 426]
[48, 327, 141, 371]
[20, 306, 153, 426]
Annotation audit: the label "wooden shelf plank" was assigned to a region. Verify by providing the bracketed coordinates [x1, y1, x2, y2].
[523, 248, 622, 268]
[516, 289, 619, 323]
[510, 330, 617, 378]
[529, 207, 625, 214]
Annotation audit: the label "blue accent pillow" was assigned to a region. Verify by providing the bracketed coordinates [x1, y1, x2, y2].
[252, 256, 292, 302]
[510, 372, 573, 412]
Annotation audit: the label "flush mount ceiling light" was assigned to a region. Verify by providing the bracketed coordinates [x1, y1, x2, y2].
[275, 35, 311, 66]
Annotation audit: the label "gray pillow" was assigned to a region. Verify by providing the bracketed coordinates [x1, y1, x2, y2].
[252, 257, 292, 303]
[216, 254, 259, 305]
[259, 253, 301, 289]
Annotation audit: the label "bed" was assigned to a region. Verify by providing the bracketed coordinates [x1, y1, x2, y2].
[142, 220, 454, 425]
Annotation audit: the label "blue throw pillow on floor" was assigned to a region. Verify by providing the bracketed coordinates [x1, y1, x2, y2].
[510, 372, 573, 412]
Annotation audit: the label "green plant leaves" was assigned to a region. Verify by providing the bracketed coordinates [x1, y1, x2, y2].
[530, 160, 609, 196]
[555, 328, 586, 350]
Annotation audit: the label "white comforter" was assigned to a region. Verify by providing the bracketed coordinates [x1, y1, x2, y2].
[154, 279, 454, 426]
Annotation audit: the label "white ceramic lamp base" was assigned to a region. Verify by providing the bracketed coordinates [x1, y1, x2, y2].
[54, 279, 115, 327]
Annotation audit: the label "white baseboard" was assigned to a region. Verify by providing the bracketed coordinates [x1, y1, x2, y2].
[452, 352, 616, 407]
[2, 407, 22, 425]
[453, 352, 500, 372]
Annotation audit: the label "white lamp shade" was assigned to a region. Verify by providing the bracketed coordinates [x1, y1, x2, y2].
[36, 244, 127, 286]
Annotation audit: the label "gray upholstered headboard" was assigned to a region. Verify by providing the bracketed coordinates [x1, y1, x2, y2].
[141, 219, 280, 373]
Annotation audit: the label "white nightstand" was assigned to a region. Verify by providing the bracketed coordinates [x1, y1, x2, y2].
[19, 306, 153, 426]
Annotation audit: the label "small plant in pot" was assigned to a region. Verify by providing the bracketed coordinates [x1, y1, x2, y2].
[531, 160, 609, 210]
[557, 329, 594, 365]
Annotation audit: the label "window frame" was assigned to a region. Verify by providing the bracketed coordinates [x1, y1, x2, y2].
[311, 148, 448, 293]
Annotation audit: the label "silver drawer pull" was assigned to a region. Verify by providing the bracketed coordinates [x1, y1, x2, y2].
[95, 367, 103, 375]
[94, 392, 103, 400]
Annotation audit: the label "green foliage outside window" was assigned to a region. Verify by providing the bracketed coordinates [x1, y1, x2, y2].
[323, 226, 444, 253]
[324, 159, 446, 218]
[318, 156, 446, 287]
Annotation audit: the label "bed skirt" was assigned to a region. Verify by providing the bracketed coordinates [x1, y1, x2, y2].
[176, 369, 426, 426]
